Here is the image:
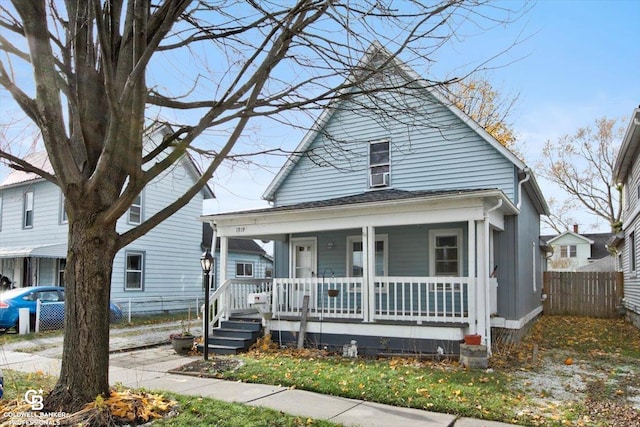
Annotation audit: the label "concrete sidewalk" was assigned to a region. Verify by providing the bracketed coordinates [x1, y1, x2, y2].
[0, 345, 517, 427]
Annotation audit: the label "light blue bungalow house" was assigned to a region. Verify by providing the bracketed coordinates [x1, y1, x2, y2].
[0, 126, 214, 315]
[201, 44, 549, 355]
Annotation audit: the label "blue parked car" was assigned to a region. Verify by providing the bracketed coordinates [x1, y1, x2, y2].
[0, 286, 123, 332]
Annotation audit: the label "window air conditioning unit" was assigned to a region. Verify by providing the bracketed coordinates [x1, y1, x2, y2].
[370, 172, 390, 187]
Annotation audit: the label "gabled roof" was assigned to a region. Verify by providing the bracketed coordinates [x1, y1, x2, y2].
[613, 107, 640, 183]
[262, 42, 548, 215]
[542, 231, 613, 260]
[0, 151, 54, 188]
[0, 126, 214, 199]
[544, 231, 595, 245]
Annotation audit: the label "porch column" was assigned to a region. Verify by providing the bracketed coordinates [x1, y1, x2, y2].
[476, 220, 489, 346]
[468, 220, 477, 335]
[362, 226, 375, 322]
[220, 235, 229, 320]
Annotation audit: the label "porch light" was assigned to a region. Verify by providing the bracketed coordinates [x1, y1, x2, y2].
[200, 250, 214, 273]
[327, 241, 335, 250]
[201, 250, 214, 361]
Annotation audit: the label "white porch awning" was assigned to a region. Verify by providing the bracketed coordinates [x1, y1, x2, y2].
[0, 243, 67, 258]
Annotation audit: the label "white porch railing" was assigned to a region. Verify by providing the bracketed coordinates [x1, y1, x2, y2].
[207, 278, 272, 329]
[373, 276, 475, 324]
[272, 277, 364, 320]
[269, 276, 475, 324]
[213, 276, 477, 325]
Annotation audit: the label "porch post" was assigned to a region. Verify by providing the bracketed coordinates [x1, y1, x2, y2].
[468, 220, 477, 335]
[476, 221, 488, 346]
[220, 236, 229, 320]
[361, 226, 371, 322]
[367, 226, 376, 323]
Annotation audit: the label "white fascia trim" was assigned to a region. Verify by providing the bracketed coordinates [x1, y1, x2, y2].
[207, 190, 516, 238]
[546, 231, 595, 245]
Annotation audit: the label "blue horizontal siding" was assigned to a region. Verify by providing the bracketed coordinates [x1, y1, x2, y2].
[274, 88, 516, 206]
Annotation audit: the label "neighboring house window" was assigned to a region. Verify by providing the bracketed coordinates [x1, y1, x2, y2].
[59, 193, 68, 224]
[630, 232, 636, 273]
[347, 235, 388, 277]
[559, 245, 577, 258]
[429, 229, 463, 276]
[236, 262, 254, 278]
[369, 140, 390, 188]
[128, 193, 143, 224]
[265, 267, 273, 278]
[23, 190, 34, 228]
[58, 259, 66, 286]
[0, 195, 3, 231]
[125, 252, 145, 290]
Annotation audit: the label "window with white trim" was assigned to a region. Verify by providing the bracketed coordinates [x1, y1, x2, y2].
[368, 141, 390, 188]
[125, 252, 145, 290]
[23, 190, 34, 228]
[59, 193, 68, 224]
[58, 259, 66, 286]
[347, 235, 388, 277]
[235, 262, 254, 278]
[0, 195, 3, 231]
[559, 245, 577, 258]
[429, 229, 463, 276]
[128, 193, 143, 224]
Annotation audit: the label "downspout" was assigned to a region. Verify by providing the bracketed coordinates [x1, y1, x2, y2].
[516, 168, 531, 210]
[483, 199, 502, 355]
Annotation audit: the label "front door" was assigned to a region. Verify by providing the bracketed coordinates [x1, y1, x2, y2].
[291, 238, 317, 308]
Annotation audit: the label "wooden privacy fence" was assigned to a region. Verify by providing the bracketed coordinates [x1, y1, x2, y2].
[543, 271, 624, 318]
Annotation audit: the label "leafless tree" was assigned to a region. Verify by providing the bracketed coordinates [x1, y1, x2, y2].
[0, 0, 531, 412]
[538, 117, 625, 233]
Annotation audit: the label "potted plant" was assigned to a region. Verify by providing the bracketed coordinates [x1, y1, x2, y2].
[170, 321, 194, 355]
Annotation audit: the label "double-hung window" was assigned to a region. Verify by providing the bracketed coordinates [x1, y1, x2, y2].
[559, 245, 577, 258]
[125, 252, 145, 290]
[128, 193, 143, 225]
[59, 192, 68, 224]
[369, 141, 390, 188]
[429, 229, 463, 276]
[23, 190, 34, 228]
[235, 262, 254, 278]
[347, 235, 388, 277]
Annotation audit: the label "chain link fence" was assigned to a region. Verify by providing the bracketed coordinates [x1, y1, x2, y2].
[34, 296, 202, 331]
[110, 296, 201, 323]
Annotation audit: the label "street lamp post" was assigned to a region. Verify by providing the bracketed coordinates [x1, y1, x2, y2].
[200, 250, 214, 361]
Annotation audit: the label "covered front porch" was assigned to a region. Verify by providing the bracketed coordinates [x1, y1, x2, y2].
[202, 189, 517, 352]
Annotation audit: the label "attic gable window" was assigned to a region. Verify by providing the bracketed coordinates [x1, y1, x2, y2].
[369, 140, 390, 188]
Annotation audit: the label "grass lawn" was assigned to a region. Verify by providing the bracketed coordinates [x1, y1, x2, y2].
[0, 370, 338, 427]
[193, 315, 639, 427]
[1, 315, 638, 426]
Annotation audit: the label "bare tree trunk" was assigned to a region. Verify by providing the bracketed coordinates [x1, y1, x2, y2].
[45, 214, 118, 412]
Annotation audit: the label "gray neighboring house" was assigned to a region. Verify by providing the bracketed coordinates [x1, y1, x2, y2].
[0, 126, 214, 313]
[611, 107, 640, 328]
[201, 43, 549, 354]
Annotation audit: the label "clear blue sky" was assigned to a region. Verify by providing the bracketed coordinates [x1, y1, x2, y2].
[207, 0, 640, 234]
